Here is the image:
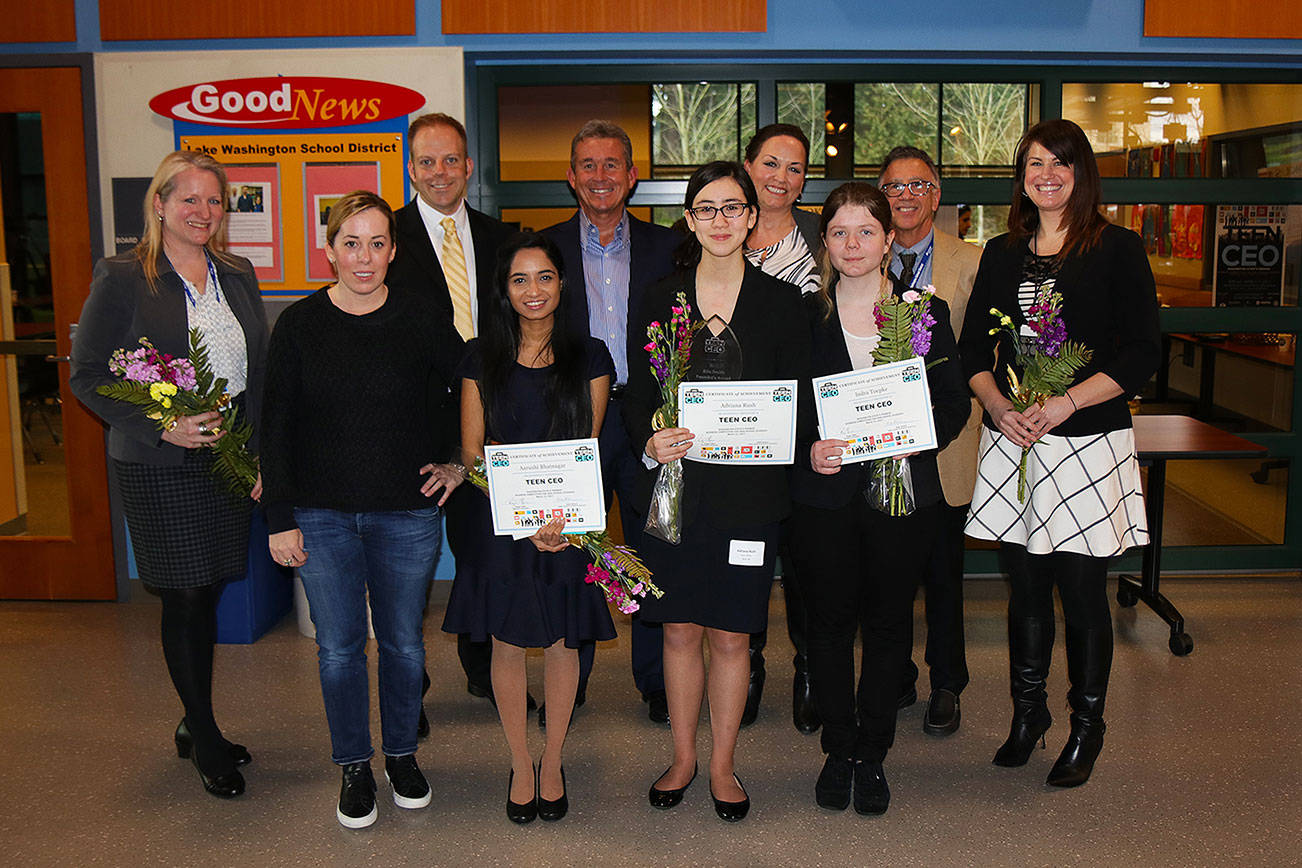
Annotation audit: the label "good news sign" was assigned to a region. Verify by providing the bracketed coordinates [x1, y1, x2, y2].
[149, 76, 424, 129]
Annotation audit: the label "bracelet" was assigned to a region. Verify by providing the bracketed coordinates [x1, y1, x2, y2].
[1065, 391, 1078, 410]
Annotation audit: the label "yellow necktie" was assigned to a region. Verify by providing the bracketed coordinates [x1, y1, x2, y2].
[441, 216, 473, 340]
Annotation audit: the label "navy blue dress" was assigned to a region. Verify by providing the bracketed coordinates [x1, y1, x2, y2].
[442, 337, 618, 650]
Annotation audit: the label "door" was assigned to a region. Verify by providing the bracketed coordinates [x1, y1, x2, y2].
[0, 65, 115, 599]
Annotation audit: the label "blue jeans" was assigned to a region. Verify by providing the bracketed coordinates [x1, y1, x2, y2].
[295, 506, 442, 765]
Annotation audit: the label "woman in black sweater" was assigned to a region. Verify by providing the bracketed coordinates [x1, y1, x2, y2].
[261, 191, 464, 829]
[790, 182, 969, 815]
[960, 120, 1160, 788]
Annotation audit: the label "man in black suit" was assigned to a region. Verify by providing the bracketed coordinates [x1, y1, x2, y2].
[388, 112, 516, 721]
[542, 120, 680, 725]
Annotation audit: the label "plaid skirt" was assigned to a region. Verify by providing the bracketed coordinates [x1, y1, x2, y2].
[114, 450, 252, 589]
[965, 427, 1149, 558]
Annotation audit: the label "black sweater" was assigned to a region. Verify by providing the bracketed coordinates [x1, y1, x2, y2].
[958, 223, 1161, 436]
[260, 286, 462, 533]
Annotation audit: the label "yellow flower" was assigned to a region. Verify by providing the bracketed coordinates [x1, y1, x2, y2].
[149, 381, 178, 401]
[160, 397, 172, 408]
[1000, 315, 1014, 327]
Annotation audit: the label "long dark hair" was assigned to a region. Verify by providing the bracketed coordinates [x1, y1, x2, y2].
[673, 160, 759, 270]
[744, 123, 811, 166]
[1007, 118, 1107, 258]
[478, 232, 592, 441]
[813, 182, 894, 321]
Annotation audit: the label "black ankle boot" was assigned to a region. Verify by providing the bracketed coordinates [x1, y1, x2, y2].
[791, 654, 820, 734]
[1047, 626, 1112, 787]
[992, 616, 1053, 767]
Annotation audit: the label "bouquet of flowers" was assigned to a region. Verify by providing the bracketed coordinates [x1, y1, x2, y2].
[867, 285, 946, 516]
[988, 288, 1093, 501]
[96, 328, 258, 496]
[463, 459, 662, 613]
[642, 292, 705, 545]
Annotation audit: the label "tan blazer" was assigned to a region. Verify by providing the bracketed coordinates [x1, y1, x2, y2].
[928, 230, 984, 507]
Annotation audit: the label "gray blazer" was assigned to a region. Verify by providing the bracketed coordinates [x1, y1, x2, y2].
[793, 205, 823, 258]
[70, 252, 269, 466]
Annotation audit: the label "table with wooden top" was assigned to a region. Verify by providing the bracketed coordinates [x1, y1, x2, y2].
[1124, 414, 1268, 655]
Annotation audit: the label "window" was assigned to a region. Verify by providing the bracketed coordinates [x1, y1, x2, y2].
[650, 82, 756, 178]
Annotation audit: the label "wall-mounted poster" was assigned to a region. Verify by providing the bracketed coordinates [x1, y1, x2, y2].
[224, 165, 282, 281]
[1212, 205, 1287, 307]
[303, 162, 382, 282]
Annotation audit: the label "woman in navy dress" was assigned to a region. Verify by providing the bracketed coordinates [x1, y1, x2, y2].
[443, 232, 616, 824]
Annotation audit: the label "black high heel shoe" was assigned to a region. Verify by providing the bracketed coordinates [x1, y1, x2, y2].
[648, 763, 697, 809]
[710, 773, 750, 822]
[506, 767, 538, 824]
[538, 766, 568, 821]
[992, 706, 1052, 767]
[189, 749, 245, 798]
[175, 720, 251, 767]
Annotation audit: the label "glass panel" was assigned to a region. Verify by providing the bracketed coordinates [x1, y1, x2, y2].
[1103, 203, 1301, 307]
[940, 83, 1028, 174]
[0, 111, 70, 537]
[1063, 82, 1302, 178]
[938, 203, 1009, 247]
[650, 82, 756, 178]
[854, 83, 938, 172]
[1145, 332, 1294, 434]
[776, 82, 826, 172]
[1150, 457, 1287, 545]
[498, 84, 654, 182]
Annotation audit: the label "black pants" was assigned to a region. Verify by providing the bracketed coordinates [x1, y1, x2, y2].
[901, 501, 970, 695]
[790, 498, 940, 762]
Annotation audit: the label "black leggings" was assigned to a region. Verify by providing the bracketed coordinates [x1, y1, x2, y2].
[156, 583, 230, 774]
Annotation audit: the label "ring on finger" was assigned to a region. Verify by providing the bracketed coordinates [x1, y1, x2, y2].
[198, 423, 209, 434]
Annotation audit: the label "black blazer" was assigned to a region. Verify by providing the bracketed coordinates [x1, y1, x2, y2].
[623, 263, 814, 529]
[70, 251, 269, 465]
[790, 283, 969, 511]
[959, 223, 1160, 437]
[388, 200, 515, 327]
[543, 211, 680, 378]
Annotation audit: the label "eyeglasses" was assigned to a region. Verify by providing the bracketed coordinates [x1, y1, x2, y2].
[687, 202, 751, 220]
[881, 180, 937, 198]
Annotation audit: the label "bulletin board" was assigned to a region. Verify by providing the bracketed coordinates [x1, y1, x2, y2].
[94, 48, 463, 298]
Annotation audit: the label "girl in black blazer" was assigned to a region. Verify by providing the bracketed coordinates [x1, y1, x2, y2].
[789, 182, 968, 815]
[70, 151, 268, 800]
[624, 161, 811, 822]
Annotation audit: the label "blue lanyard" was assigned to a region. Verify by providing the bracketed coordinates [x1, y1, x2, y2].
[174, 254, 221, 307]
[895, 236, 935, 288]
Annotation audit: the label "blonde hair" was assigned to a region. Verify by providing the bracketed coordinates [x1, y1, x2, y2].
[136, 150, 241, 292]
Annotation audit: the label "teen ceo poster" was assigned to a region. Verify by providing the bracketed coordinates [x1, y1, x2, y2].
[95, 48, 463, 297]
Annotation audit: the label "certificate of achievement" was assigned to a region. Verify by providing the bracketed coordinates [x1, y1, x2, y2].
[812, 358, 937, 464]
[484, 438, 606, 538]
[677, 380, 798, 465]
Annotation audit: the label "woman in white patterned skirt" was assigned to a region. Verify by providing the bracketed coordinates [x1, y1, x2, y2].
[958, 119, 1160, 788]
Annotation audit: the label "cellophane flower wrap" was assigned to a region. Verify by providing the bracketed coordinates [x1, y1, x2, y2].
[463, 459, 662, 612]
[988, 288, 1093, 501]
[96, 328, 258, 496]
[867, 285, 947, 516]
[642, 292, 705, 545]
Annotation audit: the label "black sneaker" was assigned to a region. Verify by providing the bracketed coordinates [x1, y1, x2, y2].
[852, 760, 890, 816]
[384, 754, 431, 809]
[814, 755, 853, 810]
[337, 761, 378, 829]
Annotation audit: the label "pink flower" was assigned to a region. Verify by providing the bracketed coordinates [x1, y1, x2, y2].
[902, 289, 922, 304]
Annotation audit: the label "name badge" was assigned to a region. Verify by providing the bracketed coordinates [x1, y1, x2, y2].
[728, 540, 765, 567]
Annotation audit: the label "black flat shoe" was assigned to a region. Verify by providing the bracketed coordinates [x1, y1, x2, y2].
[792, 667, 821, 734]
[175, 719, 251, 767]
[189, 749, 244, 799]
[922, 689, 961, 737]
[506, 768, 538, 824]
[644, 690, 670, 726]
[814, 755, 853, 810]
[852, 761, 889, 816]
[897, 687, 918, 710]
[711, 774, 750, 822]
[648, 763, 697, 809]
[537, 767, 568, 821]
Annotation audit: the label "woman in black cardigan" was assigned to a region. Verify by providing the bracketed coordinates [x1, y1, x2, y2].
[959, 119, 1160, 788]
[624, 161, 811, 821]
[789, 182, 968, 815]
[70, 151, 268, 799]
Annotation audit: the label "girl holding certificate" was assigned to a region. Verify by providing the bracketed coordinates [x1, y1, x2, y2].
[959, 120, 1158, 788]
[791, 182, 969, 815]
[443, 232, 616, 824]
[625, 161, 811, 822]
